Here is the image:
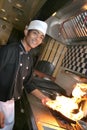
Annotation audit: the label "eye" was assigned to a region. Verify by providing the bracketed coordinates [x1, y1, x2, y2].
[40, 36, 44, 41]
[32, 30, 44, 41]
[32, 31, 38, 35]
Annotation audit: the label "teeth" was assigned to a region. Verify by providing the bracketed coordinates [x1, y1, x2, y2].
[32, 40, 36, 44]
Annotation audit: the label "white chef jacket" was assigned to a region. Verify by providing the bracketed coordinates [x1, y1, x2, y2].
[0, 99, 14, 130]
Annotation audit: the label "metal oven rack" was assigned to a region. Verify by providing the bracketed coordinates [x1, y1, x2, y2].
[61, 10, 87, 43]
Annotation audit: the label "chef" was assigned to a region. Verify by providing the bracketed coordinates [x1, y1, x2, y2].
[0, 20, 50, 130]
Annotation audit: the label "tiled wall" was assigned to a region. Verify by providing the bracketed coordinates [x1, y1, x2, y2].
[62, 45, 87, 76]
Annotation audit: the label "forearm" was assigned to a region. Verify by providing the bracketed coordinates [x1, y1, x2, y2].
[30, 89, 47, 100]
[0, 112, 5, 128]
[30, 89, 51, 105]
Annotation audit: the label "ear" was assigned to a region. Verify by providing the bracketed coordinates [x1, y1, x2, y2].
[24, 25, 28, 36]
[24, 29, 28, 36]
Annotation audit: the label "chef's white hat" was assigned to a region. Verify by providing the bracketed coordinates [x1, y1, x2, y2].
[28, 20, 48, 36]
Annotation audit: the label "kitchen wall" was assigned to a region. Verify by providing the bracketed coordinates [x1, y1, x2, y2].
[55, 44, 87, 95]
[38, 35, 67, 77]
[62, 45, 87, 76]
[35, 33, 87, 95]
[55, 68, 79, 96]
[36, 35, 87, 96]
[38, 36, 87, 95]
[54, 10, 87, 95]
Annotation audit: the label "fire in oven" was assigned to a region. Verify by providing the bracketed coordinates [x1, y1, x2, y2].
[46, 83, 87, 130]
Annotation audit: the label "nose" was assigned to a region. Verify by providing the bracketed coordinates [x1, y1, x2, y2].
[36, 35, 40, 40]
[35, 35, 42, 43]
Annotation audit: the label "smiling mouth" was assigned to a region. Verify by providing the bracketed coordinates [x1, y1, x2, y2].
[31, 39, 37, 44]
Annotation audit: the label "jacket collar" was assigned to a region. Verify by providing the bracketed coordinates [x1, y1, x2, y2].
[19, 41, 28, 54]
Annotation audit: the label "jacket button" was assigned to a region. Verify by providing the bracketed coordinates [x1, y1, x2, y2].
[28, 57, 30, 59]
[18, 97, 20, 99]
[23, 77, 25, 80]
[20, 63, 22, 66]
[22, 86, 24, 89]
[20, 52, 23, 55]
[26, 66, 28, 69]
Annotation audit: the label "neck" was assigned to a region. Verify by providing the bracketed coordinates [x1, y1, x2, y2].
[21, 39, 31, 52]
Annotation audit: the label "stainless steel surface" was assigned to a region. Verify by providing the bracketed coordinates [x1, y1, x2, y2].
[0, 0, 72, 31]
[42, 126, 66, 130]
[46, 0, 87, 43]
[0, 0, 47, 30]
[76, 120, 87, 130]
[26, 93, 66, 130]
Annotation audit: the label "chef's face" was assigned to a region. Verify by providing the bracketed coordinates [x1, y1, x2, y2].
[24, 29, 45, 49]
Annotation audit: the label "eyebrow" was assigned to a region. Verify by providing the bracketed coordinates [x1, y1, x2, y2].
[33, 30, 45, 38]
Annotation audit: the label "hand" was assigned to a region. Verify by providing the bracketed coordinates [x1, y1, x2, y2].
[0, 112, 5, 128]
[41, 97, 51, 105]
[31, 89, 52, 105]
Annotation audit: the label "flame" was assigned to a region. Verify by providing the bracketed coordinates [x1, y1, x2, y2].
[46, 83, 87, 121]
